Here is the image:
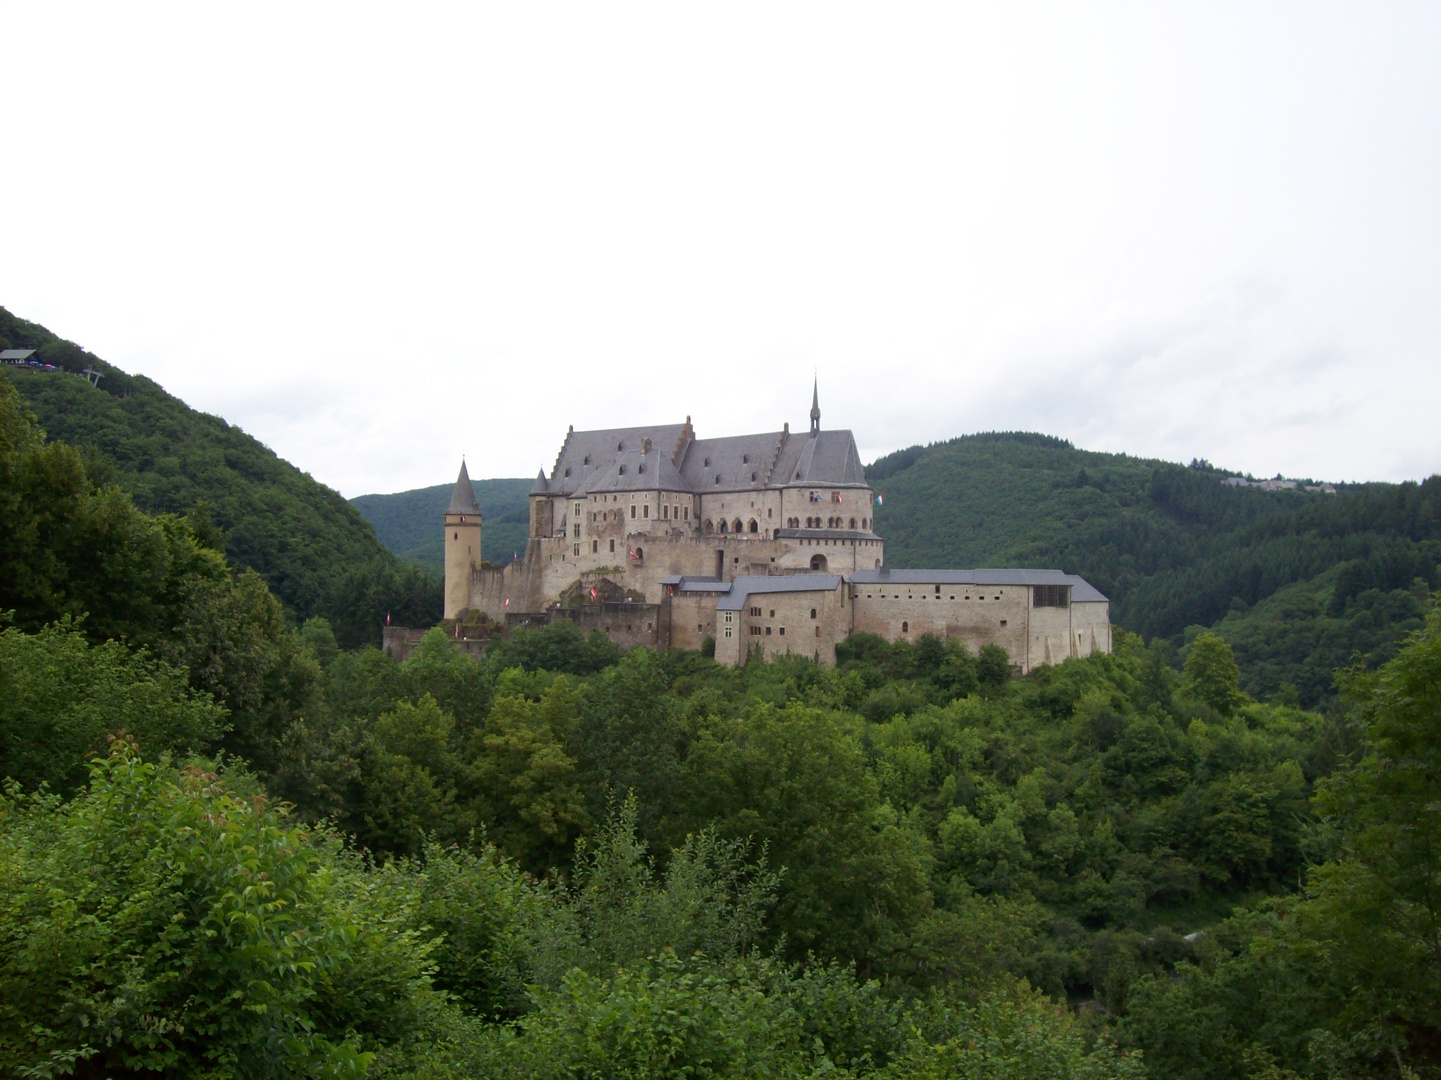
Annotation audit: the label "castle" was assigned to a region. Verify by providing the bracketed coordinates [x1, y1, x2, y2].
[443, 386, 1111, 670]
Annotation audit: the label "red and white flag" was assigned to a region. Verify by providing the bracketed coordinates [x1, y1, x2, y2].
[590, 586, 598, 600]
[504, 597, 510, 609]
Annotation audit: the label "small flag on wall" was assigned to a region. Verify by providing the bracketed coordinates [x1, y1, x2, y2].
[590, 586, 598, 600]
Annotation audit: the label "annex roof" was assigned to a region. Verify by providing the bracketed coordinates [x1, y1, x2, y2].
[773, 528, 883, 542]
[715, 573, 844, 611]
[847, 568, 1108, 602]
[660, 575, 732, 593]
[0, 348, 37, 361]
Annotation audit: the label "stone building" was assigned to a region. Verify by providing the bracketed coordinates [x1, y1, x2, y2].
[444, 386, 1111, 670]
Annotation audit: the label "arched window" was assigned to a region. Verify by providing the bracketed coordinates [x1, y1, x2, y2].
[703, 519, 714, 534]
[862, 518, 868, 529]
[901, 621, 909, 633]
[849, 518, 857, 529]
[719, 520, 728, 534]
[810, 554, 828, 571]
[733, 519, 744, 535]
[748, 519, 758, 534]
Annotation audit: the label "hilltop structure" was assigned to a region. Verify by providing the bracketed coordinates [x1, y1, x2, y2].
[443, 385, 1110, 669]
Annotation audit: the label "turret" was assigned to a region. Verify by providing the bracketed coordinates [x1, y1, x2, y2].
[809, 378, 821, 435]
[528, 468, 553, 539]
[444, 461, 483, 619]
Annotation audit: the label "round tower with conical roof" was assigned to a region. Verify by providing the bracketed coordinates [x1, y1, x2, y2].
[444, 461, 483, 619]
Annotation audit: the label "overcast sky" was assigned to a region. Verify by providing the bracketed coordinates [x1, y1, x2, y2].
[4, 2, 1438, 496]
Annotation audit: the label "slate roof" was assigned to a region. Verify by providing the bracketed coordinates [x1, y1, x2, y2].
[446, 462, 482, 516]
[548, 424, 692, 497]
[716, 573, 844, 611]
[660, 575, 732, 593]
[541, 422, 869, 497]
[575, 444, 689, 495]
[773, 528, 883, 541]
[0, 349, 36, 361]
[771, 430, 866, 486]
[848, 568, 1108, 603]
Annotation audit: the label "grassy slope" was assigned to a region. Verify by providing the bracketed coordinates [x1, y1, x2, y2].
[0, 307, 411, 620]
[350, 478, 532, 571]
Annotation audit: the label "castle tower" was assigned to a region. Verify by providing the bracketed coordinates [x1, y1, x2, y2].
[528, 469, 553, 538]
[810, 378, 821, 434]
[444, 461, 483, 619]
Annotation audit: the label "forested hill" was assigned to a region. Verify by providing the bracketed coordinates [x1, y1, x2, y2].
[0, 306, 440, 644]
[871, 432, 1440, 704]
[352, 477, 532, 569]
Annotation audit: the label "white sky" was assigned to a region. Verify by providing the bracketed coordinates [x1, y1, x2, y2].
[3, 2, 1438, 496]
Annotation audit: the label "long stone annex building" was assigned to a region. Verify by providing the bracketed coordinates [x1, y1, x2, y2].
[443, 386, 1111, 670]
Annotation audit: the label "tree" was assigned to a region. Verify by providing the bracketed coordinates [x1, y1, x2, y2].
[0, 742, 436, 1078]
[1183, 632, 1246, 715]
[0, 620, 224, 793]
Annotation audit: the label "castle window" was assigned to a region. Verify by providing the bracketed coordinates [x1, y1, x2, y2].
[733, 519, 743, 534]
[742, 454, 749, 463]
[715, 475, 722, 484]
[748, 519, 758, 533]
[850, 518, 857, 529]
[630, 505, 637, 519]
[815, 626, 820, 637]
[573, 544, 580, 556]
[584, 455, 590, 465]
[704, 457, 711, 467]
[618, 465, 626, 474]
[779, 627, 785, 636]
[564, 467, 571, 477]
[617, 441, 624, 451]
[769, 609, 775, 617]
[719, 520, 728, 534]
[610, 539, 616, 552]
[685, 507, 690, 520]
[592, 540, 598, 553]
[1000, 619, 1008, 626]
[810, 608, 817, 619]
[638, 463, 645, 474]
[453, 532, 458, 540]
[767, 508, 772, 518]
[643, 504, 649, 518]
[765, 626, 771, 635]
[862, 518, 868, 529]
[750, 606, 760, 616]
[901, 621, 909, 633]
[663, 505, 669, 519]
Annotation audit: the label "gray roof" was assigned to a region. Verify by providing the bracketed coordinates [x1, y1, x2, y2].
[660, 575, 732, 593]
[774, 528, 882, 541]
[549, 423, 692, 497]
[575, 443, 689, 495]
[847, 568, 1108, 602]
[678, 432, 786, 492]
[771, 429, 866, 486]
[446, 462, 482, 516]
[0, 348, 36, 361]
[716, 573, 844, 611]
[539, 417, 869, 497]
[530, 469, 549, 495]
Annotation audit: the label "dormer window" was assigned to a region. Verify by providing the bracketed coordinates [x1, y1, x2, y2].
[638, 463, 645, 474]
[742, 454, 749, 463]
[714, 475, 722, 484]
[583, 455, 590, 465]
[751, 472, 757, 481]
[618, 465, 626, 475]
[704, 456, 711, 467]
[617, 441, 624, 451]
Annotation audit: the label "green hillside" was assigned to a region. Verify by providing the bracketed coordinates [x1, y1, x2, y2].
[351, 477, 532, 570]
[871, 432, 1440, 704]
[0, 306, 440, 645]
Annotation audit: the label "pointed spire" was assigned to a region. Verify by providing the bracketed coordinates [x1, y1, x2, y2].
[447, 460, 482, 516]
[809, 377, 821, 434]
[529, 468, 549, 496]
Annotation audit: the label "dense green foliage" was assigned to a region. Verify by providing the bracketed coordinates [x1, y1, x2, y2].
[4, 307, 1439, 1076]
[870, 432, 1440, 706]
[0, 307, 440, 646]
[351, 478, 532, 570]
